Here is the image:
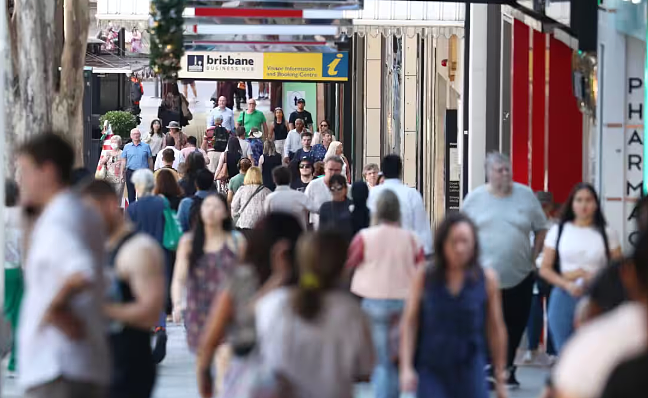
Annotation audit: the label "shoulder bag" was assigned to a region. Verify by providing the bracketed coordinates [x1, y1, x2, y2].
[161, 196, 183, 251]
[538, 223, 565, 296]
[233, 186, 265, 227]
[216, 152, 230, 181]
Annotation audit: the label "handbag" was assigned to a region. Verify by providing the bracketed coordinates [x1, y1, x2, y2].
[161, 196, 183, 251]
[233, 186, 265, 227]
[216, 153, 230, 181]
[182, 97, 193, 121]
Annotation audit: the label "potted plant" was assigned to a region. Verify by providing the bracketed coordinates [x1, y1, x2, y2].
[99, 111, 138, 139]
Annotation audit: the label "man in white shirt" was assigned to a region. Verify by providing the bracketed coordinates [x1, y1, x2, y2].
[283, 118, 308, 164]
[304, 156, 344, 229]
[16, 133, 110, 398]
[265, 166, 319, 229]
[207, 96, 235, 132]
[154, 135, 185, 171]
[367, 154, 433, 257]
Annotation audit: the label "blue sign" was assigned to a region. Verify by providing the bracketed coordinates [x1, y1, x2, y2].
[187, 55, 204, 72]
[321, 52, 349, 79]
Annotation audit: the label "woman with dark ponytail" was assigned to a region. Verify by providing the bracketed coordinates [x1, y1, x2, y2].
[255, 230, 374, 398]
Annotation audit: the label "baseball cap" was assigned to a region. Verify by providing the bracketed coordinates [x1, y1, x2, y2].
[297, 98, 306, 104]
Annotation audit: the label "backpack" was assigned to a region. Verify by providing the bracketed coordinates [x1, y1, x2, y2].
[188, 195, 205, 231]
[213, 126, 229, 152]
[130, 81, 143, 102]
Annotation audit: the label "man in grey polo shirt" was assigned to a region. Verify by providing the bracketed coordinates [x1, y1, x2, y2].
[462, 152, 548, 389]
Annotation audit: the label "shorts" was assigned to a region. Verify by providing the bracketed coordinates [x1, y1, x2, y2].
[274, 140, 285, 158]
[207, 151, 221, 173]
[181, 79, 195, 85]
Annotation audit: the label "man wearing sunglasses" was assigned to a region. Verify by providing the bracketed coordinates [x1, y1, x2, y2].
[304, 155, 346, 229]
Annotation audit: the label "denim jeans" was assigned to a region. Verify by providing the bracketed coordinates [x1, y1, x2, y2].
[547, 287, 578, 353]
[526, 293, 556, 355]
[361, 298, 404, 398]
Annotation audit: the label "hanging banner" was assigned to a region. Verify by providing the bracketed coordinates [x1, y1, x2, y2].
[179, 51, 349, 82]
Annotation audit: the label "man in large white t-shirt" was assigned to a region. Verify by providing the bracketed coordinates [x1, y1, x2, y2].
[304, 155, 343, 229]
[17, 134, 109, 398]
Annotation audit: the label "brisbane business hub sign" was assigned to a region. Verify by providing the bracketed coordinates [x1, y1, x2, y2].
[179, 51, 349, 82]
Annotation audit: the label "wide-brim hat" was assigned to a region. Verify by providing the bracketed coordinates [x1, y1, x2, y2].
[166, 121, 182, 130]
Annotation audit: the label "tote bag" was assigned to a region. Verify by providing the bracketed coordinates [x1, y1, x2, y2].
[161, 196, 182, 251]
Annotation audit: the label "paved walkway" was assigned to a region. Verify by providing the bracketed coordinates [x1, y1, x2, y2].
[2, 323, 548, 398]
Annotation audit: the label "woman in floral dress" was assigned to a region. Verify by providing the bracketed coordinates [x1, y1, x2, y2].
[99, 135, 125, 202]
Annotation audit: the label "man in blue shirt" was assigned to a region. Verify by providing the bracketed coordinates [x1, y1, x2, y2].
[120, 128, 153, 204]
[177, 169, 216, 232]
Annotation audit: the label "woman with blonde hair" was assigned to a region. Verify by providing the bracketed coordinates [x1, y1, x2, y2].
[231, 167, 271, 232]
[259, 140, 282, 191]
[325, 141, 351, 182]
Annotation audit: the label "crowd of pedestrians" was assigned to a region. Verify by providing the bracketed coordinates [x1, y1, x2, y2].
[6, 93, 648, 398]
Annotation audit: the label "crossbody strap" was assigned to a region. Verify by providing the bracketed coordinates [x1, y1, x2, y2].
[239, 185, 264, 215]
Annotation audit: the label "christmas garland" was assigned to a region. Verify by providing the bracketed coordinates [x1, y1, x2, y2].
[149, 0, 186, 80]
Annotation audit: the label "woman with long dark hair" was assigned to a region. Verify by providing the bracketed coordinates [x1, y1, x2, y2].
[539, 182, 622, 352]
[196, 213, 304, 397]
[144, 118, 165, 164]
[179, 152, 207, 198]
[154, 168, 184, 211]
[171, 194, 245, 354]
[269, 107, 288, 157]
[215, 136, 243, 191]
[400, 213, 508, 398]
[351, 181, 371, 235]
[255, 231, 375, 398]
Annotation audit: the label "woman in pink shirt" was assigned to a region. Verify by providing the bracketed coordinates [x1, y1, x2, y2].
[346, 189, 425, 398]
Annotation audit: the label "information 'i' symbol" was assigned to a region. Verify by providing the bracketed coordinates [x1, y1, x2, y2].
[327, 53, 344, 76]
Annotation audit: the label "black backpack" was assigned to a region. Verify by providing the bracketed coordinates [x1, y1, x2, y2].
[188, 195, 205, 231]
[213, 126, 229, 153]
[131, 81, 143, 102]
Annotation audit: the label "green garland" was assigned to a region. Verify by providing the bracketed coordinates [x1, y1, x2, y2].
[149, 0, 186, 80]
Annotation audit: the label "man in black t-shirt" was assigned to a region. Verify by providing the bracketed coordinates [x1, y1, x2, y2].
[288, 98, 313, 131]
[290, 156, 314, 192]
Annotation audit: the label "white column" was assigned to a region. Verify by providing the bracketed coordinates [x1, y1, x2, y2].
[364, 34, 382, 166]
[402, 32, 418, 187]
[598, 9, 631, 250]
[467, 4, 488, 191]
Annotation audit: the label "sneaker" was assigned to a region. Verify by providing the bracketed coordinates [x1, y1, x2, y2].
[523, 350, 535, 363]
[151, 327, 167, 364]
[484, 365, 496, 391]
[506, 366, 521, 390]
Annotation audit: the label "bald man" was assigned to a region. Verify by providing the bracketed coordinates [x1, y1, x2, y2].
[120, 128, 153, 203]
[208, 95, 235, 132]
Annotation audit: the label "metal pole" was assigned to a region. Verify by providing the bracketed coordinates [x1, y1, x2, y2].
[154, 75, 160, 98]
[0, 1, 8, 387]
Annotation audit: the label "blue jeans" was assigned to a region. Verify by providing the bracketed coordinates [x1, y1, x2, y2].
[362, 298, 404, 398]
[527, 293, 556, 354]
[547, 287, 578, 353]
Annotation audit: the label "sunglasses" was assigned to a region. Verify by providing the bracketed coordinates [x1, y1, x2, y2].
[299, 164, 311, 169]
[329, 185, 345, 192]
[320, 124, 328, 128]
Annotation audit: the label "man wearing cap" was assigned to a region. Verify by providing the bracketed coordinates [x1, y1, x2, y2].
[166, 121, 188, 150]
[289, 98, 313, 131]
[207, 96, 235, 133]
[291, 156, 315, 192]
[236, 98, 268, 138]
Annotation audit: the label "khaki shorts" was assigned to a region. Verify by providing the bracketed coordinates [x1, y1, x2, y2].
[25, 378, 107, 398]
[207, 151, 222, 173]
